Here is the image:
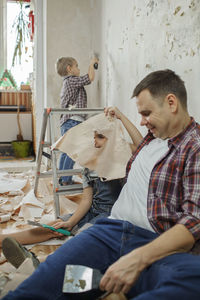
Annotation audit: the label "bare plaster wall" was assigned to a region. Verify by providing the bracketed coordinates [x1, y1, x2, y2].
[35, 0, 200, 145]
[45, 0, 101, 140]
[96, 0, 200, 136]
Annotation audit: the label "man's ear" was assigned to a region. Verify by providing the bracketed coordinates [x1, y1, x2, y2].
[165, 94, 178, 113]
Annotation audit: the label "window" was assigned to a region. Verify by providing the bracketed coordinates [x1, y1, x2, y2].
[5, 0, 33, 88]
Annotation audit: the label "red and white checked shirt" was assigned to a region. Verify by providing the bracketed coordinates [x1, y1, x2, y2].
[60, 74, 91, 126]
[126, 118, 200, 241]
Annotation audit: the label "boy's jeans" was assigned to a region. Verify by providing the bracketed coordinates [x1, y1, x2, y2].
[3, 218, 200, 300]
[59, 119, 81, 184]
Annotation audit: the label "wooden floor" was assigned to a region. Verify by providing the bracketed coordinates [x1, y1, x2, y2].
[0, 174, 127, 299]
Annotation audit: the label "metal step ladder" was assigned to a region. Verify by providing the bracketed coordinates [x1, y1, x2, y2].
[34, 107, 104, 218]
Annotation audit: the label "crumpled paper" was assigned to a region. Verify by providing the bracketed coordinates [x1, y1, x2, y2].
[18, 190, 44, 219]
[0, 171, 27, 194]
[0, 258, 35, 297]
[52, 113, 132, 181]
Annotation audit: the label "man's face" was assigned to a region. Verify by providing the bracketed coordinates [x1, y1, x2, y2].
[70, 60, 80, 76]
[94, 132, 107, 148]
[136, 89, 172, 139]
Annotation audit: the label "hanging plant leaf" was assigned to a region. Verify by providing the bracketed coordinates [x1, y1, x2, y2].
[11, 1, 30, 67]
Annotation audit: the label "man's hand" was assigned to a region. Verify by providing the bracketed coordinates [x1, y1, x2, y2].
[99, 224, 195, 295]
[99, 248, 146, 294]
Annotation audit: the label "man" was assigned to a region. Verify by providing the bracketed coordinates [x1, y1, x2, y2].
[3, 69, 200, 300]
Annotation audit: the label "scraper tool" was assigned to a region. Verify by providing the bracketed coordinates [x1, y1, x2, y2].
[27, 220, 72, 236]
[63, 264, 110, 299]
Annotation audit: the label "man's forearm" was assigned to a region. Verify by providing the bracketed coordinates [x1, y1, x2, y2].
[100, 224, 195, 294]
[138, 224, 195, 268]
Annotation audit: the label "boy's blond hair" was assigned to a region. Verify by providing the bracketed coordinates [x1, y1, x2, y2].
[55, 57, 76, 76]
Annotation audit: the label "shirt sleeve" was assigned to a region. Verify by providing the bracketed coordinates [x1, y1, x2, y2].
[178, 151, 200, 240]
[69, 74, 91, 88]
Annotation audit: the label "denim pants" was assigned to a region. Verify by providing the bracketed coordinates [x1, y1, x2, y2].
[61, 177, 122, 231]
[3, 218, 200, 300]
[59, 119, 81, 184]
[91, 177, 122, 214]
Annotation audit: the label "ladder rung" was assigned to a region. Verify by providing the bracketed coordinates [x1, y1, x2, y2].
[42, 151, 51, 159]
[37, 169, 83, 178]
[49, 108, 104, 115]
[41, 142, 51, 147]
[55, 184, 83, 194]
[57, 183, 82, 190]
[57, 169, 83, 175]
[57, 189, 83, 195]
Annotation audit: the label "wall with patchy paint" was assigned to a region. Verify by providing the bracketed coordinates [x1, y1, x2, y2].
[41, 0, 200, 142]
[43, 0, 101, 140]
[94, 0, 200, 135]
[46, 0, 96, 108]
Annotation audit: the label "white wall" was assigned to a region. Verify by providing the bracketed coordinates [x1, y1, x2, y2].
[33, 0, 46, 151]
[95, 0, 200, 135]
[34, 0, 200, 146]
[45, 0, 101, 140]
[0, 113, 32, 142]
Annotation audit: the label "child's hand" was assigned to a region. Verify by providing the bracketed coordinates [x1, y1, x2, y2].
[88, 57, 99, 80]
[52, 220, 73, 231]
[91, 57, 99, 66]
[104, 106, 122, 120]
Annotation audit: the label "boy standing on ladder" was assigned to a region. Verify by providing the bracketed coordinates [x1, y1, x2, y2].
[55, 55, 99, 185]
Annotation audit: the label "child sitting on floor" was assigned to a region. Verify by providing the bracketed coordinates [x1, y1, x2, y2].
[1, 112, 142, 270]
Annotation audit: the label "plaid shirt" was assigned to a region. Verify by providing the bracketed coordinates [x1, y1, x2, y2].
[60, 74, 91, 126]
[126, 118, 200, 241]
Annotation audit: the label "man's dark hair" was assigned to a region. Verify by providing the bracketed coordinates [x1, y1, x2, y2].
[132, 69, 187, 109]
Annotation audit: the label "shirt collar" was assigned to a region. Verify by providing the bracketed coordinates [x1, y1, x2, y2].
[63, 75, 73, 80]
[168, 117, 196, 148]
[143, 117, 196, 149]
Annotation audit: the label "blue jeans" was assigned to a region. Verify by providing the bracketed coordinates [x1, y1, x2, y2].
[91, 177, 122, 214]
[59, 119, 81, 184]
[3, 218, 200, 300]
[61, 177, 122, 230]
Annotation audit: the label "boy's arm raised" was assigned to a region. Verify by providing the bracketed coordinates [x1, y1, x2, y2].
[88, 57, 99, 81]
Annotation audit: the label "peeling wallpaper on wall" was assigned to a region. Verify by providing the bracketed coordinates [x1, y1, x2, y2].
[99, 0, 200, 130]
[45, 0, 200, 142]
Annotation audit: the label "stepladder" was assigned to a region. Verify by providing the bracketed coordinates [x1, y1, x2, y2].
[34, 107, 104, 218]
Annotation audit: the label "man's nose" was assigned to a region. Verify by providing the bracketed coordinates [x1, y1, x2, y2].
[140, 116, 148, 126]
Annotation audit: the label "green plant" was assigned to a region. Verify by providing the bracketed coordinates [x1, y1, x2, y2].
[11, 1, 29, 67]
